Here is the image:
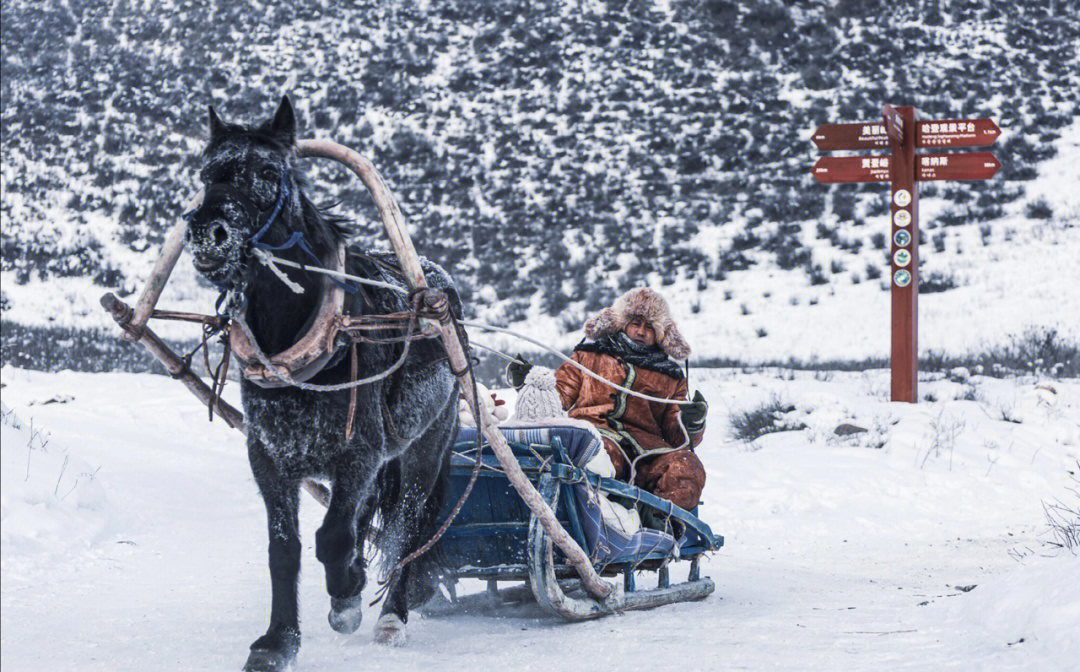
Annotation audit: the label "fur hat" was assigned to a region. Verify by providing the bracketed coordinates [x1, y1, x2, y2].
[583, 287, 691, 359]
[511, 366, 566, 422]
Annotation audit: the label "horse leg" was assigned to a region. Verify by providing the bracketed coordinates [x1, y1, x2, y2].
[316, 456, 376, 634]
[245, 446, 301, 672]
[374, 405, 456, 646]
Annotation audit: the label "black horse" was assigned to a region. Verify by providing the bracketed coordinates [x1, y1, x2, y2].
[185, 96, 459, 671]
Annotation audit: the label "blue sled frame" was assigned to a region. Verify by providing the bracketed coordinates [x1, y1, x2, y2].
[426, 434, 724, 621]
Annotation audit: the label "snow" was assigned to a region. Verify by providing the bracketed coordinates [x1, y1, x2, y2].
[2, 366, 1077, 671]
[1, 401, 111, 561]
[951, 553, 1080, 664]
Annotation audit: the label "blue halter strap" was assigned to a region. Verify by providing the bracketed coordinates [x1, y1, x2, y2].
[248, 169, 359, 295]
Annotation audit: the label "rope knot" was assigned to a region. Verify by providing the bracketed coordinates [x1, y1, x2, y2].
[408, 287, 452, 323]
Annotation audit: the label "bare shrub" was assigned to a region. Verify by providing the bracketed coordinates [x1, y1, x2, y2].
[918, 327, 1080, 378]
[920, 270, 959, 293]
[920, 410, 965, 469]
[1025, 198, 1053, 220]
[730, 396, 807, 444]
[1043, 463, 1080, 553]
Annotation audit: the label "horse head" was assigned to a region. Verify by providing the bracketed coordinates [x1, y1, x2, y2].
[186, 96, 342, 300]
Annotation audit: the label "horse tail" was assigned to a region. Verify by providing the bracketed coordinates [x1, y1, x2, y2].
[368, 457, 401, 556]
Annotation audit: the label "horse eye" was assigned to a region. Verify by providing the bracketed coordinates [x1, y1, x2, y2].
[260, 167, 277, 181]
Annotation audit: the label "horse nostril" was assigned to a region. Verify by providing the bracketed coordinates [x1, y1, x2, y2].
[213, 223, 228, 246]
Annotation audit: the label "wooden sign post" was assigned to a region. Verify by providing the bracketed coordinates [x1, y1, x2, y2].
[811, 107, 1001, 402]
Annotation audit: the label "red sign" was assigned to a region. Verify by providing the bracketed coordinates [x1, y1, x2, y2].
[883, 104, 905, 144]
[812, 155, 891, 183]
[916, 119, 1000, 148]
[916, 152, 1001, 181]
[810, 105, 1003, 405]
[810, 123, 889, 151]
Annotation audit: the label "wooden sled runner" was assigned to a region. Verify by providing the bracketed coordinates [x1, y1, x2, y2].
[101, 138, 723, 620]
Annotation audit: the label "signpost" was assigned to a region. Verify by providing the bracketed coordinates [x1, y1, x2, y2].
[811, 106, 1001, 403]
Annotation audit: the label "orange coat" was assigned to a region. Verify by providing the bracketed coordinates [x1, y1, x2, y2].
[554, 350, 703, 460]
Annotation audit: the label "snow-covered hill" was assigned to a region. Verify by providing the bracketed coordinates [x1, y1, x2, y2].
[2, 366, 1077, 671]
[2, 1, 1078, 367]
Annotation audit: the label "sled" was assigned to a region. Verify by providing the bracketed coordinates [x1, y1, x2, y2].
[423, 424, 723, 621]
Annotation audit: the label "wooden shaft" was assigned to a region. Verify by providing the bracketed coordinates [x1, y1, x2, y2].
[100, 292, 332, 508]
[300, 139, 618, 599]
[124, 206, 196, 341]
[302, 138, 613, 598]
[104, 292, 244, 426]
[151, 310, 227, 327]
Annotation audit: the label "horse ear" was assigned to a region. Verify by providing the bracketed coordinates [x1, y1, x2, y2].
[268, 95, 296, 146]
[208, 105, 226, 139]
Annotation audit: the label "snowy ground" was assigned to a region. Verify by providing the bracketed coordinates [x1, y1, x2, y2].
[2, 366, 1078, 671]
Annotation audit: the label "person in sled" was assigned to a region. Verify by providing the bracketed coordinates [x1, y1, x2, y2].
[509, 287, 708, 516]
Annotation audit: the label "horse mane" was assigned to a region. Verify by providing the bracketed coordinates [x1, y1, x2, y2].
[294, 173, 352, 251]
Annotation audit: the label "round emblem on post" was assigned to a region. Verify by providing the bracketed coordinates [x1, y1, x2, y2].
[893, 210, 911, 227]
[894, 230, 911, 247]
[893, 249, 911, 267]
[893, 189, 912, 207]
[893, 269, 912, 287]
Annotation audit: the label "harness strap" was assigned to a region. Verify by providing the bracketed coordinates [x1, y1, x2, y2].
[248, 169, 292, 246]
[345, 342, 359, 441]
[247, 169, 361, 296]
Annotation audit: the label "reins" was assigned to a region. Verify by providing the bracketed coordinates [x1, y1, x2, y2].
[252, 249, 695, 407]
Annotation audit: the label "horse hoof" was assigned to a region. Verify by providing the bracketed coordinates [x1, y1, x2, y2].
[328, 595, 364, 634]
[243, 648, 295, 672]
[372, 613, 407, 647]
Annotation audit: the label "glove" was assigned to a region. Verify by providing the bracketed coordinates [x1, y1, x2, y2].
[505, 354, 533, 390]
[682, 390, 708, 431]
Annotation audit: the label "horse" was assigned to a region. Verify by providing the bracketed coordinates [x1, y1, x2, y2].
[184, 96, 460, 671]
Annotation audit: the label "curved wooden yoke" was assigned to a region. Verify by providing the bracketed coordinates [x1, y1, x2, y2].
[228, 245, 346, 388]
[104, 138, 615, 603]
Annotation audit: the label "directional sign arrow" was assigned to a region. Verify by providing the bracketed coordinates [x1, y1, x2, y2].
[916, 152, 1000, 181]
[916, 118, 1001, 148]
[811, 123, 890, 151]
[812, 156, 892, 183]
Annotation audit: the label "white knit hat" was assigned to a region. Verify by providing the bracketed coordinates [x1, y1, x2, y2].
[511, 366, 566, 422]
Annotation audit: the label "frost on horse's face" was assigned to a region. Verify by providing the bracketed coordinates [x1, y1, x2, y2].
[184, 97, 297, 289]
